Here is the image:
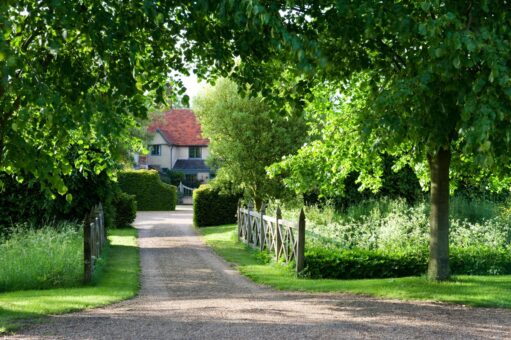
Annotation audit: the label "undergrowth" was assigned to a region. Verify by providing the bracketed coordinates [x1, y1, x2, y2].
[266, 195, 511, 278]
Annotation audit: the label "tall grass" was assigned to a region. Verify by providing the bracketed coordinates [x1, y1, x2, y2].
[0, 222, 82, 292]
[275, 195, 511, 251]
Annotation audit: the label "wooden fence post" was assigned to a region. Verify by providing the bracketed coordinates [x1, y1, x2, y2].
[259, 203, 266, 250]
[84, 212, 92, 283]
[237, 200, 241, 241]
[83, 203, 108, 283]
[98, 203, 105, 247]
[94, 216, 99, 258]
[275, 206, 282, 259]
[296, 208, 306, 272]
[247, 201, 253, 245]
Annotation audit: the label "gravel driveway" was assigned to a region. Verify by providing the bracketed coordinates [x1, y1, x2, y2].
[7, 206, 511, 339]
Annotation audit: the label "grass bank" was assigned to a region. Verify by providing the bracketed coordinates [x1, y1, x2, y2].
[0, 228, 139, 334]
[199, 225, 511, 308]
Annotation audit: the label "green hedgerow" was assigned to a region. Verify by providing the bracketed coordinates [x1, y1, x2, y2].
[112, 191, 137, 228]
[193, 184, 239, 227]
[118, 170, 176, 211]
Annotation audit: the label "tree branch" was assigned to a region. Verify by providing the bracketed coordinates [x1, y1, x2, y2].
[466, 1, 473, 30]
[21, 28, 41, 52]
[377, 39, 406, 71]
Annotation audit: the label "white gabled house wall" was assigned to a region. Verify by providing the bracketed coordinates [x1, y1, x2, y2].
[146, 131, 211, 181]
[172, 145, 209, 164]
[146, 131, 172, 170]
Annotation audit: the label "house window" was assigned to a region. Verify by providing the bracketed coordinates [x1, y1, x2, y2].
[189, 146, 202, 159]
[150, 145, 161, 156]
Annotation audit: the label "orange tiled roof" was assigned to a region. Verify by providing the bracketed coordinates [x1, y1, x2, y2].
[148, 109, 209, 146]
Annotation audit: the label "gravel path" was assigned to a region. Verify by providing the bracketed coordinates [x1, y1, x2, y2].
[7, 206, 511, 339]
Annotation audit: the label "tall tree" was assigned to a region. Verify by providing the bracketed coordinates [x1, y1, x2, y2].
[193, 78, 306, 210]
[201, 1, 511, 280]
[0, 0, 236, 194]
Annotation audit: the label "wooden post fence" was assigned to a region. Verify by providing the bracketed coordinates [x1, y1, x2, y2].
[275, 207, 282, 259]
[259, 203, 266, 251]
[296, 208, 306, 272]
[247, 202, 253, 245]
[237, 200, 242, 241]
[84, 203, 107, 283]
[237, 201, 306, 273]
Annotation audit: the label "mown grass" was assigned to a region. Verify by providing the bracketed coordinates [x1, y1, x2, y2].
[199, 225, 511, 308]
[0, 228, 140, 334]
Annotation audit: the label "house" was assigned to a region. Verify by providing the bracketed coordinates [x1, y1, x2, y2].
[145, 109, 213, 185]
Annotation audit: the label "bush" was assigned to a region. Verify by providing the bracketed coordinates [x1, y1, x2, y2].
[112, 192, 137, 228]
[303, 246, 427, 279]
[193, 184, 239, 227]
[450, 246, 511, 275]
[0, 170, 117, 235]
[281, 196, 511, 252]
[0, 222, 82, 292]
[273, 196, 511, 279]
[160, 169, 185, 186]
[118, 170, 177, 211]
[302, 245, 511, 279]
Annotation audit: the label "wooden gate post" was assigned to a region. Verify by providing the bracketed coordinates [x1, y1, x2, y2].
[84, 212, 92, 283]
[275, 207, 282, 259]
[259, 203, 266, 250]
[296, 208, 306, 272]
[247, 202, 253, 245]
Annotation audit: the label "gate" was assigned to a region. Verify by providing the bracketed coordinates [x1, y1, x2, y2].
[178, 182, 195, 204]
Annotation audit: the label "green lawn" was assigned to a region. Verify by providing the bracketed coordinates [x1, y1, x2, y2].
[199, 224, 511, 308]
[0, 228, 140, 334]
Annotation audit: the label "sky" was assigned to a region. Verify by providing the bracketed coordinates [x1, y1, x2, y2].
[181, 73, 206, 107]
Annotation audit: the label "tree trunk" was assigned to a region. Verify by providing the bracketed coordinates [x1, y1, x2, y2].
[427, 148, 451, 281]
[254, 196, 263, 212]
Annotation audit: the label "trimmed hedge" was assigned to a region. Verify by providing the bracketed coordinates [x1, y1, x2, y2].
[112, 191, 137, 227]
[118, 170, 177, 211]
[193, 184, 239, 227]
[303, 247, 427, 279]
[449, 246, 511, 275]
[303, 245, 511, 279]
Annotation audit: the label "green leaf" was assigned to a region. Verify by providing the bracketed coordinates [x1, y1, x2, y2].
[182, 95, 190, 107]
[453, 57, 461, 69]
[58, 185, 68, 196]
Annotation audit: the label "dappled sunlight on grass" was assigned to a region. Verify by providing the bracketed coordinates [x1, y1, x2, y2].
[199, 225, 511, 309]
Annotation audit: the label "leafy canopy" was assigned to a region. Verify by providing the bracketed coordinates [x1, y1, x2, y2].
[0, 0, 237, 194]
[193, 78, 306, 206]
[203, 0, 511, 191]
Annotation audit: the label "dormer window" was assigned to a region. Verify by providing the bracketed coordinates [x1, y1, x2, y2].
[189, 146, 202, 159]
[150, 145, 161, 156]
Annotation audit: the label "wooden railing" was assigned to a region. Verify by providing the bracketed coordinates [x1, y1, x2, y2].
[83, 203, 107, 283]
[237, 202, 305, 272]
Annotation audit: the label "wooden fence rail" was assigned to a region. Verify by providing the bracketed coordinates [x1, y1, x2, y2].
[237, 202, 305, 272]
[83, 203, 106, 283]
